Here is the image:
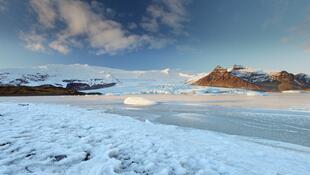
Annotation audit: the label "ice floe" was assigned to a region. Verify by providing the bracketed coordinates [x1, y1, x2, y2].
[124, 97, 158, 106]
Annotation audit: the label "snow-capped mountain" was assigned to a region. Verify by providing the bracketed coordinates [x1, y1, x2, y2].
[2, 64, 309, 95]
[0, 64, 195, 92]
[193, 65, 310, 92]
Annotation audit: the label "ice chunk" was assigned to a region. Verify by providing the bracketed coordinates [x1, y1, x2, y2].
[123, 97, 158, 106]
[281, 90, 303, 93]
[246, 91, 264, 96]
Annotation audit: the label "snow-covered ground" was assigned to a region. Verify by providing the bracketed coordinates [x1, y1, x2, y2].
[1, 102, 310, 175]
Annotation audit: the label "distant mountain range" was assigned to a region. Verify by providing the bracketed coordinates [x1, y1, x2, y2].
[0, 64, 193, 95]
[0, 64, 309, 96]
[192, 65, 310, 92]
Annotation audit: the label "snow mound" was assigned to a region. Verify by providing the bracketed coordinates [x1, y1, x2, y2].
[124, 97, 158, 106]
[160, 68, 170, 75]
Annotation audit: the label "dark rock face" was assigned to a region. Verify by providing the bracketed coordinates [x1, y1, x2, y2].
[9, 78, 29, 85]
[62, 79, 82, 83]
[24, 73, 49, 82]
[193, 65, 310, 92]
[232, 65, 246, 71]
[193, 66, 263, 91]
[0, 85, 87, 96]
[66, 82, 116, 91]
[90, 83, 116, 89]
[295, 73, 310, 88]
[4, 73, 49, 86]
[66, 83, 91, 91]
[269, 71, 301, 91]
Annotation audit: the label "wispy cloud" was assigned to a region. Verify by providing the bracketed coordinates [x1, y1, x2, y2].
[25, 0, 141, 55]
[0, 0, 7, 12]
[22, 0, 191, 55]
[20, 31, 46, 52]
[284, 16, 310, 52]
[141, 0, 190, 35]
[30, 0, 57, 28]
[48, 39, 70, 55]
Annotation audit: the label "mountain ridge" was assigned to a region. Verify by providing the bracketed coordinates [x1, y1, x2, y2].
[192, 65, 310, 92]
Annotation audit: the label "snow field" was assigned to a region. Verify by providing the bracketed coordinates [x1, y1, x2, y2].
[0, 103, 310, 175]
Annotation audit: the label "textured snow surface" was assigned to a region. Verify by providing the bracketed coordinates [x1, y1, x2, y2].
[1, 103, 310, 175]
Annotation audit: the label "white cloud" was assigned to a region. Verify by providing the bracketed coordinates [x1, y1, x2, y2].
[30, 0, 57, 28]
[24, 0, 191, 55]
[20, 31, 46, 52]
[49, 40, 70, 55]
[141, 0, 190, 34]
[26, 0, 141, 55]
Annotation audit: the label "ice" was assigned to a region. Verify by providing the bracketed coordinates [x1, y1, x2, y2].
[124, 97, 158, 106]
[281, 90, 304, 93]
[0, 102, 310, 175]
[246, 91, 263, 96]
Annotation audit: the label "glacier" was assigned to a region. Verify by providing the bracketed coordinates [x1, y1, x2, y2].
[0, 64, 269, 96]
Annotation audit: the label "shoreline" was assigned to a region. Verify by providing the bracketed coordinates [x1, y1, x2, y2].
[1, 93, 310, 110]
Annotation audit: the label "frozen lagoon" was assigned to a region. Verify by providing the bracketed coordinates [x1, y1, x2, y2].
[1, 93, 310, 147]
[1, 102, 310, 174]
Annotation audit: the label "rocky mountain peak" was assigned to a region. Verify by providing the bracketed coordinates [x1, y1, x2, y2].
[214, 65, 226, 71]
[272, 71, 294, 82]
[193, 65, 262, 91]
[232, 65, 246, 71]
[192, 65, 310, 92]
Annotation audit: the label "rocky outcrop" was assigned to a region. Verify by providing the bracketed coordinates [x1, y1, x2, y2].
[295, 73, 310, 88]
[66, 83, 90, 91]
[193, 66, 263, 91]
[193, 65, 310, 92]
[270, 71, 301, 91]
[0, 86, 88, 96]
[66, 82, 116, 91]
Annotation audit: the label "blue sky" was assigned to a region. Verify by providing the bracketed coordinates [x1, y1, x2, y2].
[0, 0, 310, 73]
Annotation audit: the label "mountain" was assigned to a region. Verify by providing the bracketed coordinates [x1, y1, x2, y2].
[0, 64, 195, 95]
[2, 64, 308, 95]
[192, 65, 310, 92]
[193, 66, 262, 91]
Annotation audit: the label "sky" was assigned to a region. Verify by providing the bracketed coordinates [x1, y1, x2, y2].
[0, 0, 310, 73]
